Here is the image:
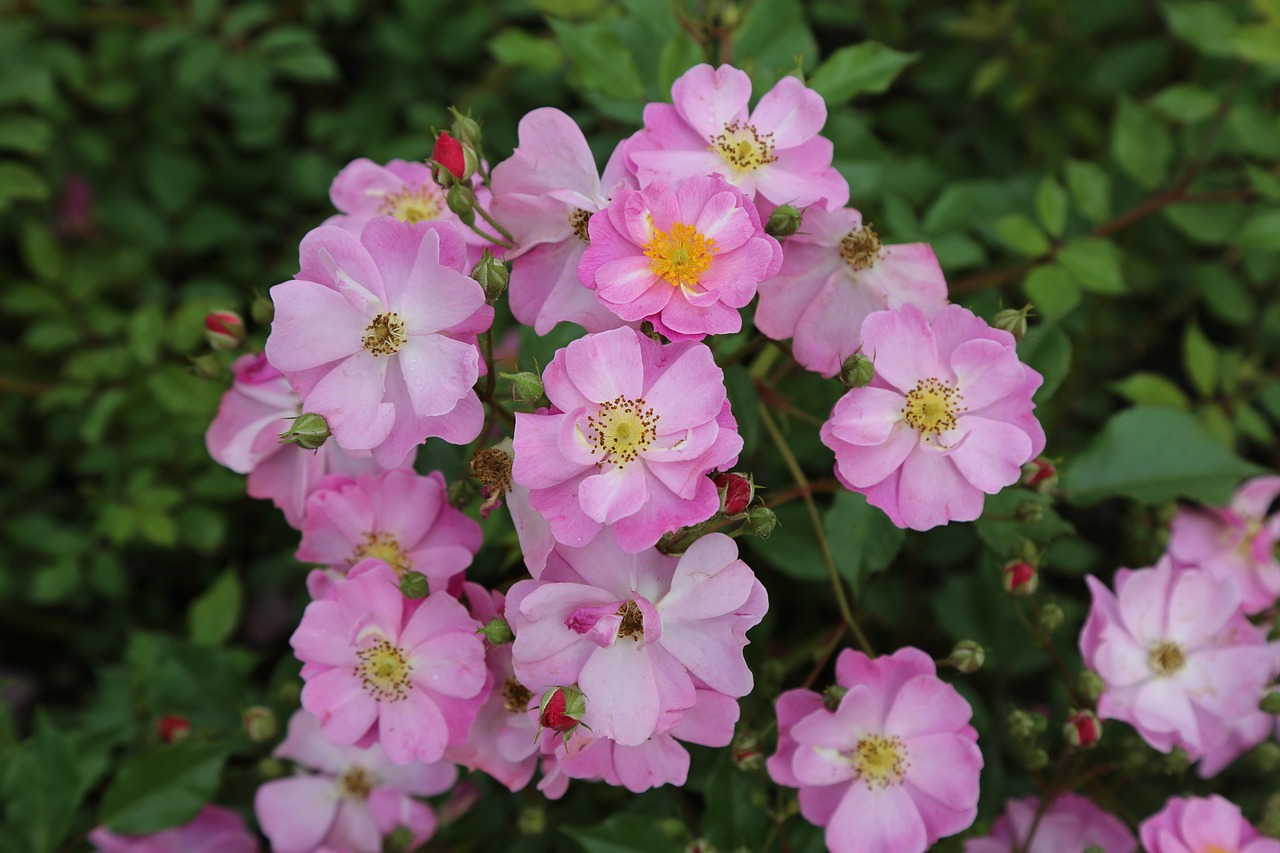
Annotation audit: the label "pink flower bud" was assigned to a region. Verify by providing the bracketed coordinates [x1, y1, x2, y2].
[713, 471, 753, 515]
[432, 131, 469, 181]
[1003, 560, 1039, 596]
[156, 713, 191, 743]
[205, 310, 245, 351]
[1064, 709, 1101, 748]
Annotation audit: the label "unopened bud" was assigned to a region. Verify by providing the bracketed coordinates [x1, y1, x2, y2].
[822, 684, 847, 712]
[946, 640, 985, 674]
[449, 106, 483, 151]
[1078, 670, 1105, 702]
[743, 505, 777, 539]
[1163, 747, 1190, 774]
[1064, 709, 1101, 748]
[446, 476, 478, 509]
[1038, 600, 1065, 633]
[993, 303, 1033, 341]
[399, 571, 429, 599]
[731, 732, 764, 771]
[1025, 746, 1049, 769]
[243, 706, 277, 743]
[1003, 560, 1038, 596]
[279, 412, 330, 450]
[713, 471, 754, 516]
[156, 714, 191, 744]
[471, 249, 509, 303]
[839, 350, 875, 389]
[257, 757, 285, 779]
[432, 131, 475, 183]
[765, 204, 803, 238]
[1252, 741, 1280, 772]
[478, 616, 514, 646]
[1262, 691, 1280, 715]
[1007, 708, 1045, 740]
[191, 353, 223, 380]
[538, 686, 587, 742]
[1015, 499, 1045, 524]
[499, 370, 544, 405]
[385, 826, 414, 852]
[205, 310, 245, 351]
[518, 806, 546, 836]
[251, 292, 274, 325]
[446, 183, 476, 225]
[1021, 457, 1058, 493]
[1084, 846, 1106, 853]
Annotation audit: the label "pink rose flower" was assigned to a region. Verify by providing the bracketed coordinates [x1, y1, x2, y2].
[1080, 558, 1279, 770]
[627, 64, 848, 210]
[89, 806, 258, 853]
[206, 353, 385, 528]
[755, 205, 948, 377]
[265, 218, 493, 468]
[296, 469, 481, 594]
[489, 108, 635, 335]
[290, 563, 489, 764]
[578, 175, 781, 341]
[509, 531, 766, 746]
[965, 794, 1136, 853]
[1139, 795, 1280, 853]
[1169, 475, 1280, 614]
[511, 327, 743, 552]
[254, 710, 456, 853]
[820, 303, 1045, 530]
[766, 647, 982, 853]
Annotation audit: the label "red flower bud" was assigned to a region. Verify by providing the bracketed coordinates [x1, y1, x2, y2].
[204, 310, 245, 351]
[432, 132, 467, 181]
[1064, 709, 1101, 748]
[156, 714, 191, 744]
[539, 689, 578, 733]
[1021, 458, 1058, 493]
[1003, 560, 1038, 596]
[713, 471, 753, 515]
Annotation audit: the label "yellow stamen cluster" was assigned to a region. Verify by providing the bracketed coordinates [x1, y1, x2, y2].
[852, 734, 909, 789]
[585, 396, 659, 468]
[502, 676, 534, 713]
[1149, 640, 1187, 677]
[354, 639, 413, 702]
[350, 531, 411, 574]
[378, 183, 443, 223]
[616, 600, 645, 640]
[362, 312, 406, 356]
[903, 379, 964, 437]
[338, 766, 376, 800]
[644, 222, 717, 289]
[710, 120, 777, 172]
[571, 208, 592, 242]
[840, 224, 882, 271]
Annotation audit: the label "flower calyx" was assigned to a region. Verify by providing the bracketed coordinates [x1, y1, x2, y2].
[538, 685, 589, 744]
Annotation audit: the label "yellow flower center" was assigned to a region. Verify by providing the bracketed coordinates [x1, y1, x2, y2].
[355, 639, 413, 702]
[852, 734, 908, 789]
[584, 396, 659, 468]
[616, 600, 645, 641]
[1202, 847, 1233, 853]
[644, 221, 717, 289]
[840, 224, 882, 271]
[351, 531, 410, 574]
[1149, 640, 1187, 677]
[571, 208, 592, 242]
[378, 183, 443, 223]
[709, 120, 777, 172]
[362, 312, 406, 356]
[902, 379, 963, 436]
[502, 676, 534, 713]
[338, 766, 376, 800]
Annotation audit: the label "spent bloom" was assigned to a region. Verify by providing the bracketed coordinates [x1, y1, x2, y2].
[89, 806, 259, 853]
[628, 64, 848, 210]
[509, 531, 766, 746]
[578, 175, 781, 340]
[1139, 795, 1280, 853]
[1080, 558, 1279, 770]
[755, 205, 948, 377]
[489, 107, 634, 335]
[265, 219, 492, 468]
[255, 710, 457, 853]
[511, 327, 743, 552]
[297, 469, 481, 594]
[290, 563, 489, 764]
[205, 353, 383, 528]
[965, 794, 1136, 853]
[820, 303, 1045, 531]
[767, 647, 982, 853]
[1169, 475, 1280, 614]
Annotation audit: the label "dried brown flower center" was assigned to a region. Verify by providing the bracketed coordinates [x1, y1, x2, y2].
[338, 766, 376, 800]
[1149, 640, 1187, 677]
[571, 208, 592, 242]
[502, 676, 534, 713]
[362, 312, 407, 356]
[840, 224, 882, 270]
[616, 600, 644, 640]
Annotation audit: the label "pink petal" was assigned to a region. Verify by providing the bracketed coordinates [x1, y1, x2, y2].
[895, 447, 985, 530]
[883, 675, 973, 738]
[949, 338, 1027, 412]
[397, 335, 480, 418]
[613, 735, 690, 792]
[301, 668, 378, 745]
[947, 416, 1034, 493]
[266, 280, 368, 371]
[826, 423, 918, 489]
[671, 63, 751, 142]
[825, 784, 928, 853]
[302, 351, 394, 451]
[750, 74, 827, 148]
[828, 387, 909, 446]
[579, 642, 661, 746]
[578, 462, 649, 525]
[512, 412, 587, 489]
[857, 305, 938, 393]
[565, 327, 644, 402]
[254, 777, 338, 853]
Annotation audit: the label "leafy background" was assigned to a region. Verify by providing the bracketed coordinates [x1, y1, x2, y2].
[2, 0, 1279, 850]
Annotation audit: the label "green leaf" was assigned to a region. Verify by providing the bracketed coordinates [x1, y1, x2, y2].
[98, 743, 228, 835]
[1064, 407, 1261, 505]
[1018, 324, 1072, 402]
[1246, 164, 1280, 200]
[1151, 84, 1219, 123]
[994, 213, 1051, 256]
[808, 41, 918, 103]
[1162, 1, 1240, 56]
[1035, 176, 1068, 238]
[755, 504, 827, 582]
[0, 66, 55, 107]
[1023, 263, 1082, 320]
[1232, 23, 1280, 65]
[0, 116, 53, 155]
[1112, 99, 1173, 189]
[823, 491, 905, 593]
[490, 28, 562, 73]
[0, 161, 49, 211]
[0, 715, 81, 852]
[188, 569, 242, 646]
[1183, 322, 1219, 397]
[564, 814, 688, 852]
[1064, 159, 1111, 223]
[658, 32, 704, 91]
[1165, 201, 1247, 245]
[1111, 373, 1191, 409]
[975, 489, 1074, 558]
[549, 20, 644, 101]
[1238, 207, 1280, 250]
[1055, 238, 1125, 294]
[19, 220, 61, 280]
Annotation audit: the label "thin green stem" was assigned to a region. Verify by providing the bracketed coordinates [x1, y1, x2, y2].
[474, 202, 514, 244]
[757, 402, 874, 657]
[465, 219, 514, 250]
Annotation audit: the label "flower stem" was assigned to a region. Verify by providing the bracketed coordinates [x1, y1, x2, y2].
[757, 402, 874, 657]
[474, 201, 515, 245]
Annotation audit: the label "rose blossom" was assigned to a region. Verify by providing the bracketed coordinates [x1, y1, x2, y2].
[509, 531, 766, 746]
[627, 64, 848, 210]
[766, 647, 982, 853]
[1080, 558, 1279, 769]
[489, 108, 634, 335]
[820, 303, 1045, 531]
[578, 174, 781, 340]
[89, 806, 258, 853]
[1139, 795, 1280, 853]
[290, 562, 489, 764]
[265, 218, 492, 468]
[965, 794, 1136, 853]
[255, 710, 457, 853]
[511, 326, 743, 552]
[297, 469, 481, 594]
[205, 353, 384, 528]
[1169, 475, 1280, 614]
[755, 205, 949, 377]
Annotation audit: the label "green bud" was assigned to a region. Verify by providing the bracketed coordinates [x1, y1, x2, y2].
[1007, 708, 1043, 741]
[1078, 670, 1105, 701]
[446, 476, 479, 509]
[477, 616, 514, 646]
[471, 248, 509, 303]
[993, 303, 1033, 341]
[822, 684, 847, 712]
[447, 183, 476, 225]
[518, 806, 546, 836]
[242, 706, 277, 743]
[839, 350, 875, 389]
[1015, 499, 1045, 524]
[1084, 846, 1106, 853]
[1037, 600, 1065, 633]
[743, 505, 777, 540]
[1251, 741, 1280, 772]
[1163, 747, 1190, 775]
[399, 571, 429, 599]
[191, 353, 224, 380]
[251, 292, 275, 325]
[1024, 746, 1049, 769]
[945, 639, 985, 674]
[385, 826, 414, 852]
[279, 412, 330, 450]
[499, 370, 545, 405]
[765, 203, 803, 238]
[449, 106, 483, 150]
[257, 757, 285, 779]
[730, 732, 764, 772]
[1262, 691, 1280, 715]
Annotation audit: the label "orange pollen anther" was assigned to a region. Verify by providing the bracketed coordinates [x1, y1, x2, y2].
[644, 222, 716, 289]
